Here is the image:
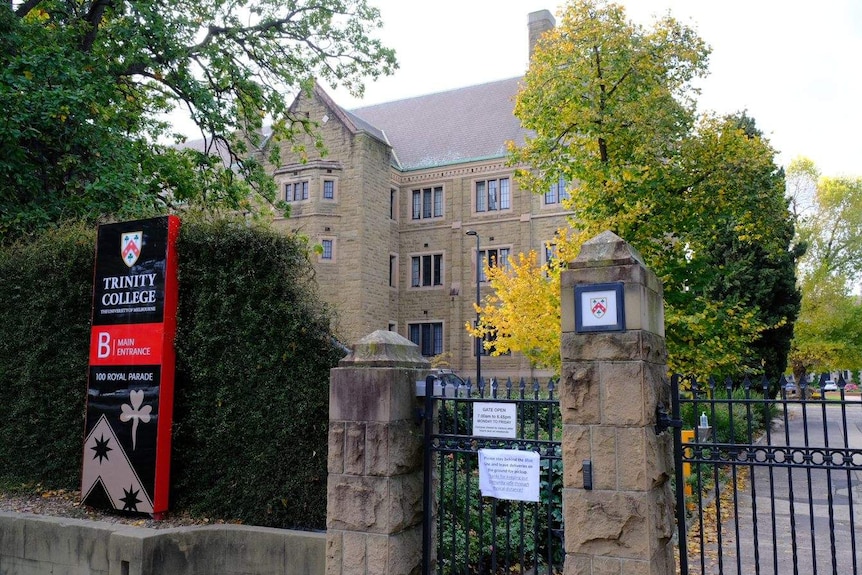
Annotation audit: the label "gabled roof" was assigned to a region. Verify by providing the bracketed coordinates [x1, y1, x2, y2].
[346, 76, 530, 171]
[175, 76, 530, 173]
[305, 82, 389, 146]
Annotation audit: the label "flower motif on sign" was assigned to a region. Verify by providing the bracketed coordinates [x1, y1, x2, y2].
[120, 389, 151, 450]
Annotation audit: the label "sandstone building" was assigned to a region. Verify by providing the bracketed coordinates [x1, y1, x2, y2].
[265, 10, 567, 380]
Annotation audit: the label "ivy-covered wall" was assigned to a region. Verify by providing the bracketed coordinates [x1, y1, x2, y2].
[0, 218, 343, 530]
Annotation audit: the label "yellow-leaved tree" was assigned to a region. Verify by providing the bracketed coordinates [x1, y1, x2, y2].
[465, 228, 582, 373]
[468, 0, 801, 386]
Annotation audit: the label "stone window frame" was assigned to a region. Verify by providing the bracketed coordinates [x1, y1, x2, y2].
[410, 185, 445, 221]
[322, 178, 338, 202]
[409, 251, 445, 289]
[319, 237, 336, 263]
[475, 327, 512, 357]
[476, 245, 512, 283]
[473, 176, 512, 215]
[276, 162, 342, 206]
[407, 320, 444, 356]
[389, 253, 398, 288]
[541, 241, 558, 276]
[285, 180, 310, 203]
[543, 174, 570, 207]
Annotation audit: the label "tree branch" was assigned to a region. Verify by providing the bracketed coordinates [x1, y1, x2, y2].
[189, 7, 305, 56]
[80, 0, 113, 53]
[14, 0, 42, 18]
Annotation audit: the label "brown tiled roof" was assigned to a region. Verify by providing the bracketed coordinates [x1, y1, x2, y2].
[347, 76, 529, 171]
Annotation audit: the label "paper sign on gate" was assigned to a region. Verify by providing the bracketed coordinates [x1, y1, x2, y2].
[478, 449, 540, 502]
[473, 402, 517, 438]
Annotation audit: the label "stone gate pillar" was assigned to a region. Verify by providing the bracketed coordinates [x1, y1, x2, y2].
[559, 231, 675, 575]
[326, 330, 429, 575]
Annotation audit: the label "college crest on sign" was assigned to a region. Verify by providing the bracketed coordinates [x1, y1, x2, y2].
[121, 232, 142, 268]
[575, 282, 624, 333]
[590, 297, 607, 319]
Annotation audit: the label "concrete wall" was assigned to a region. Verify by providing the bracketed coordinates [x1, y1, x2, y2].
[0, 512, 325, 575]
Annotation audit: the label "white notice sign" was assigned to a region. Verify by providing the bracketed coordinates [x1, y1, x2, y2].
[473, 402, 517, 438]
[478, 449, 540, 502]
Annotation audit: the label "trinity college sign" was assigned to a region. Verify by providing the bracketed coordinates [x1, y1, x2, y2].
[81, 216, 180, 516]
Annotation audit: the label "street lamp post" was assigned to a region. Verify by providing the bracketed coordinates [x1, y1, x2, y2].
[465, 230, 481, 384]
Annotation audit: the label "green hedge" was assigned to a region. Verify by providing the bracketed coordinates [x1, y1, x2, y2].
[0, 223, 95, 487]
[0, 218, 342, 529]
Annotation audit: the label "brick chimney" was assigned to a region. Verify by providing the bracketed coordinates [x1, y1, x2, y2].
[528, 9, 556, 60]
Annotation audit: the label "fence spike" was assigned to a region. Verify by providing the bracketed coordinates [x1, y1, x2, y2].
[757, 375, 769, 396]
[708, 376, 718, 395]
[761, 375, 772, 394]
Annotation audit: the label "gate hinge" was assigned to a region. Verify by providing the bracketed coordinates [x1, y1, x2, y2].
[655, 402, 683, 434]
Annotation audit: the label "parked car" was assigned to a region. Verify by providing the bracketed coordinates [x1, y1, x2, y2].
[430, 368, 467, 388]
[822, 380, 838, 392]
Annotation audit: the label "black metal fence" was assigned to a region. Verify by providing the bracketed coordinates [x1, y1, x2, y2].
[665, 373, 862, 575]
[421, 376, 564, 575]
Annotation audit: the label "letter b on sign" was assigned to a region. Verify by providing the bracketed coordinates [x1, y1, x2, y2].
[97, 332, 111, 358]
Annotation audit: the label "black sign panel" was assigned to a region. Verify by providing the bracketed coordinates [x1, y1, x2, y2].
[91, 217, 170, 326]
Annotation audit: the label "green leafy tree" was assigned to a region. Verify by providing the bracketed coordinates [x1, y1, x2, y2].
[480, 0, 800, 379]
[666, 113, 801, 384]
[787, 158, 862, 382]
[0, 1, 396, 243]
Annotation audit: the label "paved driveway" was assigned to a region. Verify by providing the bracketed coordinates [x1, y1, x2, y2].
[683, 397, 862, 575]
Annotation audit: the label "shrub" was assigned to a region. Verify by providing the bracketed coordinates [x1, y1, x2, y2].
[0, 218, 343, 529]
[0, 223, 95, 487]
[170, 218, 342, 529]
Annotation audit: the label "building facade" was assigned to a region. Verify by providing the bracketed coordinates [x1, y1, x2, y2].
[263, 11, 566, 380]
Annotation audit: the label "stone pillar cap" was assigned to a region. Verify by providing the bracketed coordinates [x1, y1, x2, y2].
[569, 230, 646, 269]
[338, 329, 430, 368]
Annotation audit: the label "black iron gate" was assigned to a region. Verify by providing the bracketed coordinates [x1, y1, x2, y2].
[421, 375, 564, 575]
[663, 373, 862, 575]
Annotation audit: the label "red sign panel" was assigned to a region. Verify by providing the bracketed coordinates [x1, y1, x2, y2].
[89, 323, 166, 366]
[81, 216, 180, 516]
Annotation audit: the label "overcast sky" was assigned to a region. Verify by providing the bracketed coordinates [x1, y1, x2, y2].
[325, 0, 861, 178]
